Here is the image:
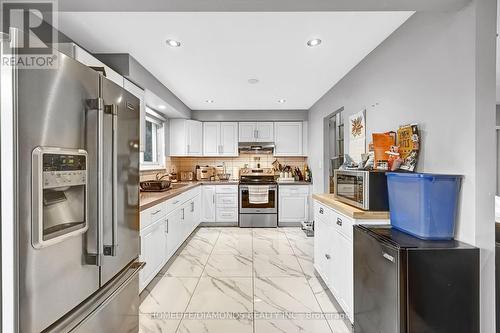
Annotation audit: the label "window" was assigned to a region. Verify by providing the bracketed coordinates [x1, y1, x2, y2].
[141, 108, 166, 170]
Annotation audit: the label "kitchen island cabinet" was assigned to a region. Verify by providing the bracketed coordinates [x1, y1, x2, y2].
[313, 195, 389, 323]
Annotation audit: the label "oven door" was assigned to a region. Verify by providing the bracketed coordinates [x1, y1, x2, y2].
[335, 171, 367, 209]
[239, 184, 277, 214]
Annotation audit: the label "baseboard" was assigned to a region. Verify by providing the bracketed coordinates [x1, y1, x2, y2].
[199, 222, 238, 227]
[278, 222, 302, 227]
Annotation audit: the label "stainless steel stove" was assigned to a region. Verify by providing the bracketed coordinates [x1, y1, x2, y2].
[239, 168, 278, 228]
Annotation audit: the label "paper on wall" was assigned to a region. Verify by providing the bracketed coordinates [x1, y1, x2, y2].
[348, 110, 366, 164]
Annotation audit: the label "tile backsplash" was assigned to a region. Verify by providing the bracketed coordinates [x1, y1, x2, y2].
[140, 155, 307, 181]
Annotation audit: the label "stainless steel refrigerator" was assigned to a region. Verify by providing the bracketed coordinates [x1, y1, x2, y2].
[3, 40, 142, 332]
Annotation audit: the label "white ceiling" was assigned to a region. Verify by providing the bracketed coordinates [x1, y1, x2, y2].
[57, 12, 413, 110]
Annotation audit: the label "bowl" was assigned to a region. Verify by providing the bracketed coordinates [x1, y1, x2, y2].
[140, 180, 171, 192]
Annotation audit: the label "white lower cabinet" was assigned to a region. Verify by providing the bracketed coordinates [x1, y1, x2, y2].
[313, 200, 387, 324]
[278, 185, 310, 224]
[139, 219, 167, 292]
[201, 184, 238, 224]
[201, 186, 216, 222]
[140, 187, 201, 292]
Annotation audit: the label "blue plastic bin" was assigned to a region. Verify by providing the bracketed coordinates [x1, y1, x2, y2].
[386, 172, 463, 240]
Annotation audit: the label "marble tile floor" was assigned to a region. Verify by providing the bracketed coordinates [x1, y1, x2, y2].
[139, 227, 353, 333]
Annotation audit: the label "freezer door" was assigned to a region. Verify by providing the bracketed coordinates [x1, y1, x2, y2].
[16, 52, 101, 333]
[99, 77, 140, 285]
[353, 227, 404, 333]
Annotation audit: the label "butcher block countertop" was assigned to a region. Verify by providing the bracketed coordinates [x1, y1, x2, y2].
[312, 193, 390, 220]
[139, 180, 239, 211]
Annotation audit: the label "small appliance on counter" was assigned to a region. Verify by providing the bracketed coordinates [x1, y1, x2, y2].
[196, 165, 215, 181]
[354, 225, 479, 333]
[334, 169, 389, 211]
[180, 171, 194, 182]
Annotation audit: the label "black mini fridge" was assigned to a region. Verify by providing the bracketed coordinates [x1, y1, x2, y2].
[353, 225, 479, 333]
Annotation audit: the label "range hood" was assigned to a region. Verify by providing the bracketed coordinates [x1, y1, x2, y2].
[238, 142, 275, 154]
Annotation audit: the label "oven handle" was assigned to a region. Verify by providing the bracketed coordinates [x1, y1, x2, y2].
[239, 185, 277, 191]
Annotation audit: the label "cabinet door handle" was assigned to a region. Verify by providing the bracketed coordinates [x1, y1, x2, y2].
[181, 208, 185, 220]
[319, 208, 324, 214]
[151, 209, 162, 215]
[191, 201, 194, 212]
[172, 200, 179, 205]
[213, 194, 215, 204]
[325, 254, 331, 260]
[336, 217, 342, 226]
[187, 144, 190, 154]
[166, 219, 169, 233]
[382, 252, 395, 263]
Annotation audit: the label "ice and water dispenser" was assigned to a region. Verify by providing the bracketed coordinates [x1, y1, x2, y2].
[32, 147, 88, 248]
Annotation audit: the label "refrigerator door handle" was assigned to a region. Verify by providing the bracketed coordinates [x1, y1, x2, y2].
[103, 104, 118, 257]
[85, 97, 104, 266]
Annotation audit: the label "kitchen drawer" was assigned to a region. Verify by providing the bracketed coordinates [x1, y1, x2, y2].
[215, 185, 238, 194]
[166, 194, 187, 214]
[314, 200, 333, 224]
[140, 202, 166, 230]
[216, 194, 238, 208]
[280, 186, 309, 196]
[216, 208, 238, 222]
[332, 210, 354, 240]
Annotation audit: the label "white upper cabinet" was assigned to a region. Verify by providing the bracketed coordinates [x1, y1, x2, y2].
[238, 122, 257, 142]
[274, 122, 303, 156]
[203, 122, 238, 156]
[203, 122, 220, 156]
[220, 122, 238, 156]
[73, 45, 124, 87]
[170, 119, 203, 156]
[187, 120, 203, 156]
[238, 122, 274, 142]
[123, 79, 146, 152]
[256, 122, 274, 142]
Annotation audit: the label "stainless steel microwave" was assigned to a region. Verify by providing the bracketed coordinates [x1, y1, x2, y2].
[334, 170, 389, 211]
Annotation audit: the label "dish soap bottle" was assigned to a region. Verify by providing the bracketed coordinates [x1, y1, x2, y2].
[304, 164, 312, 183]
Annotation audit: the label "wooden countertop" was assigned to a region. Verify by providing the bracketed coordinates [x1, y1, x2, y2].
[312, 193, 390, 220]
[139, 181, 239, 211]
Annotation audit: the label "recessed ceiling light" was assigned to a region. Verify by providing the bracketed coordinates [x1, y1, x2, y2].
[307, 38, 322, 47]
[166, 39, 181, 47]
[278, 99, 286, 104]
[248, 78, 259, 84]
[158, 104, 166, 110]
[205, 99, 214, 104]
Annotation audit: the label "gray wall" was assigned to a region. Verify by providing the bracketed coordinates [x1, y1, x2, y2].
[497, 105, 500, 195]
[191, 110, 308, 121]
[58, 0, 468, 12]
[308, 3, 496, 331]
[96, 54, 191, 119]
